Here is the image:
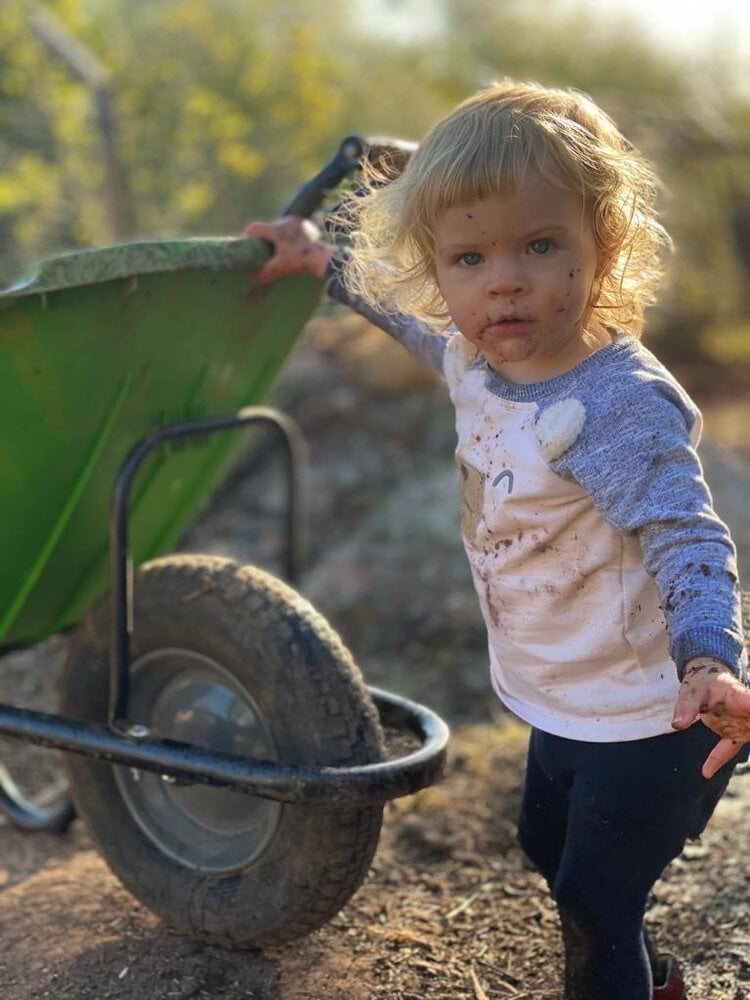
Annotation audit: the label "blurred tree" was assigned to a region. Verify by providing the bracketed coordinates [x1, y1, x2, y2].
[1, 0, 748, 372]
[429, 0, 688, 101]
[28, 5, 134, 242]
[0, 2, 105, 274]
[0, 0, 360, 280]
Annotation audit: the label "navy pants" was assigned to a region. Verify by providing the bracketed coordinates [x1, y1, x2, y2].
[517, 723, 743, 1000]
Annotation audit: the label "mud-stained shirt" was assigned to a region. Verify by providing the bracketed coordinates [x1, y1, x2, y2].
[326, 261, 747, 740]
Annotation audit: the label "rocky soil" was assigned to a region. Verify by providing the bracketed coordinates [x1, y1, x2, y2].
[1, 315, 749, 999]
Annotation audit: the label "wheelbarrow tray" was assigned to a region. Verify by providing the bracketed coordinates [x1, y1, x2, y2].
[0, 237, 322, 647]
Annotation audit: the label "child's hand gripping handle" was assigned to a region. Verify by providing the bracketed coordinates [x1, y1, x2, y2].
[244, 135, 365, 284]
[244, 135, 416, 283]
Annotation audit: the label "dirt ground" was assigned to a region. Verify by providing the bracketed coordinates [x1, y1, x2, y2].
[1, 318, 750, 999]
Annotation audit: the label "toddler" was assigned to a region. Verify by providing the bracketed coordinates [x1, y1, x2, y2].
[245, 80, 750, 1000]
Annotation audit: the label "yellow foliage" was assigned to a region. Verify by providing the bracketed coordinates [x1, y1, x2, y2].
[69, 202, 105, 247]
[56, 0, 86, 27]
[51, 88, 92, 144]
[0, 179, 22, 212]
[268, 101, 296, 127]
[175, 181, 213, 218]
[699, 323, 750, 365]
[0, 0, 746, 378]
[2, 156, 59, 208]
[184, 88, 249, 143]
[217, 143, 264, 180]
[167, 1, 212, 33]
[184, 87, 226, 119]
[239, 53, 274, 100]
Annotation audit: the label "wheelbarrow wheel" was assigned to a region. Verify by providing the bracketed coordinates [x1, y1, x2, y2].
[60, 554, 385, 947]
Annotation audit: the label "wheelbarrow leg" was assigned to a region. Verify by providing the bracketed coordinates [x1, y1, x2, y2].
[0, 762, 76, 832]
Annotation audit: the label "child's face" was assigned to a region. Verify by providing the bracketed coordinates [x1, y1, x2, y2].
[433, 175, 605, 382]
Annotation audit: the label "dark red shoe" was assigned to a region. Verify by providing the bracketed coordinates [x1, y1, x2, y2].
[652, 954, 686, 999]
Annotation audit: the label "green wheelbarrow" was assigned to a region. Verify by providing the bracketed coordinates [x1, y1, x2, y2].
[0, 139, 448, 948]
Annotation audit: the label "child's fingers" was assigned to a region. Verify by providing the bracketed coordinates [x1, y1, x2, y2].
[243, 217, 320, 243]
[673, 675, 750, 774]
[673, 671, 750, 731]
[241, 221, 279, 283]
[725, 681, 750, 715]
[242, 217, 329, 283]
[248, 257, 281, 285]
[701, 736, 743, 779]
[700, 685, 750, 743]
[700, 702, 750, 742]
[698, 688, 750, 778]
[252, 253, 297, 283]
[243, 220, 275, 239]
[243, 219, 302, 283]
[671, 682, 702, 729]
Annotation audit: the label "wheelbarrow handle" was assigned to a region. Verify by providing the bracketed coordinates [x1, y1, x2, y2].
[359, 136, 418, 178]
[279, 134, 417, 219]
[281, 135, 367, 218]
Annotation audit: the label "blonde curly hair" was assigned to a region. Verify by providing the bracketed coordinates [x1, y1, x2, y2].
[342, 80, 671, 338]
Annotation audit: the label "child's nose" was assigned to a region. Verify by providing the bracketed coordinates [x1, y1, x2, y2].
[487, 262, 529, 296]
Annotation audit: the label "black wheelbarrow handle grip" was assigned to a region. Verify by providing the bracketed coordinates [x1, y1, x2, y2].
[281, 135, 367, 218]
[279, 134, 418, 219]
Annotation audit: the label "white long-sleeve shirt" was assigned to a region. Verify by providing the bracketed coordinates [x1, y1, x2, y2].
[326, 260, 747, 739]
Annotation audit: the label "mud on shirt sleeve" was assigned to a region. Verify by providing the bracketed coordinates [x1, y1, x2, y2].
[323, 252, 447, 374]
[546, 381, 746, 680]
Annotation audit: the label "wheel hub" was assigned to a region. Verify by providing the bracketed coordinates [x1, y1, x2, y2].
[114, 648, 282, 872]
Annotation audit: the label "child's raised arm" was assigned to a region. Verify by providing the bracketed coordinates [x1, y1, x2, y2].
[246, 217, 449, 376]
[243, 217, 334, 284]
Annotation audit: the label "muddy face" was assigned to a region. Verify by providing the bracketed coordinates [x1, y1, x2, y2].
[433, 175, 608, 383]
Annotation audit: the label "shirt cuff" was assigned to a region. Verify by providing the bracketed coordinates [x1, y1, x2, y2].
[672, 627, 747, 681]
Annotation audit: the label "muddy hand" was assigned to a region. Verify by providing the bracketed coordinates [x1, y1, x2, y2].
[672, 657, 750, 778]
[243, 217, 333, 284]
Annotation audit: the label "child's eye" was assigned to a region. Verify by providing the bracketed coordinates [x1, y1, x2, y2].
[458, 251, 483, 266]
[528, 238, 554, 255]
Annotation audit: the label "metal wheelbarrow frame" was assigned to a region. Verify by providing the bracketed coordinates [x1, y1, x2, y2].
[0, 137, 448, 947]
[0, 407, 448, 821]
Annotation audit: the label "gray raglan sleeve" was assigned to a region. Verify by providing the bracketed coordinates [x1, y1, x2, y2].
[323, 252, 447, 374]
[549, 381, 746, 679]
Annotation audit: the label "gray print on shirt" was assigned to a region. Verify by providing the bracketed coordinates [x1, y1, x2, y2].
[460, 461, 516, 543]
[492, 469, 514, 494]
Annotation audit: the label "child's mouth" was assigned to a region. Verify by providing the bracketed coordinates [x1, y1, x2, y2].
[486, 316, 533, 335]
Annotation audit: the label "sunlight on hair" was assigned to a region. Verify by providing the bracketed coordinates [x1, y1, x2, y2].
[343, 80, 672, 339]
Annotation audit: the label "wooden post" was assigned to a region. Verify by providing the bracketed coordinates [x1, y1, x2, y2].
[28, 5, 134, 242]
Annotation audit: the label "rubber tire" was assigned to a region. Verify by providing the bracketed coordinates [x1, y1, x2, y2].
[60, 555, 385, 947]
